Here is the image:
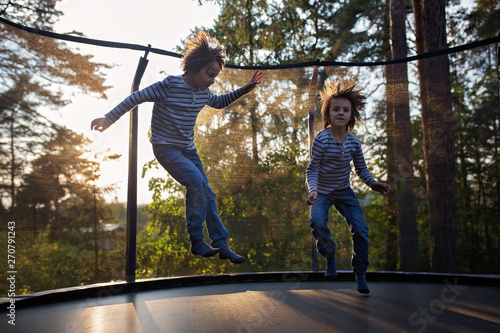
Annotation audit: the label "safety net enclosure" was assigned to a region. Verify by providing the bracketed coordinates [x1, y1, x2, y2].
[0, 14, 500, 299]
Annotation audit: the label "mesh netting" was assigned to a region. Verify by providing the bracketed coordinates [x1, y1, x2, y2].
[1, 20, 499, 295]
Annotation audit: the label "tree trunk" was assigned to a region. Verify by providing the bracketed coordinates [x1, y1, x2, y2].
[421, 0, 458, 273]
[389, 0, 419, 271]
[384, 63, 399, 271]
[382, 3, 398, 271]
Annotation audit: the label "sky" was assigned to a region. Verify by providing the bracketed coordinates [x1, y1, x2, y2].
[52, 0, 221, 204]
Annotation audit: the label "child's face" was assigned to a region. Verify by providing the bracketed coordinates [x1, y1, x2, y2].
[192, 61, 222, 91]
[328, 97, 352, 129]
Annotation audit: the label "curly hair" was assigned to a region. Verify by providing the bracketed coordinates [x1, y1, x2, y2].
[319, 78, 366, 131]
[181, 31, 226, 74]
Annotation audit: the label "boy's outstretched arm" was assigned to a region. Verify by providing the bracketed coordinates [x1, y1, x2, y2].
[91, 117, 112, 132]
[242, 70, 263, 93]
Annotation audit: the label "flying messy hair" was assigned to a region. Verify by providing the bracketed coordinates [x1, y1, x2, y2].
[181, 30, 226, 74]
[319, 78, 366, 131]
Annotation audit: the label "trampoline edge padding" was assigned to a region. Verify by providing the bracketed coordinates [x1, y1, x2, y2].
[1, 271, 499, 310]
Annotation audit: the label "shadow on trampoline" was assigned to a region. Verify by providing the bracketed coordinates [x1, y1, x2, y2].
[1, 271, 499, 332]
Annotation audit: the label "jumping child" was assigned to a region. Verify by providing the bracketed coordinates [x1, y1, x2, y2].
[306, 78, 390, 293]
[92, 31, 262, 264]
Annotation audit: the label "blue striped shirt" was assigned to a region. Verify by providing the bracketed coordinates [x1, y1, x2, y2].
[306, 129, 375, 194]
[105, 75, 246, 150]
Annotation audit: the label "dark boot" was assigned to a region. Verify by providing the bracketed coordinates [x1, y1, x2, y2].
[218, 247, 245, 264]
[355, 273, 370, 294]
[325, 255, 337, 280]
[190, 239, 219, 257]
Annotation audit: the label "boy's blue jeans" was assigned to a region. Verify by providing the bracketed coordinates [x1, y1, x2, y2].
[153, 145, 229, 249]
[310, 187, 369, 274]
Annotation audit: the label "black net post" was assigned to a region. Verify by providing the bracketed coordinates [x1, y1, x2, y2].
[308, 63, 320, 272]
[125, 47, 150, 283]
[497, 32, 500, 106]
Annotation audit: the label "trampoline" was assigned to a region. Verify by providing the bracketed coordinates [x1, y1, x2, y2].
[2, 10, 500, 333]
[2, 271, 499, 333]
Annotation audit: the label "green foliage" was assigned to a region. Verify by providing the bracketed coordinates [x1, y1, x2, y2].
[0, 224, 125, 296]
[205, 0, 390, 65]
[360, 191, 393, 270]
[138, 142, 315, 276]
[450, 46, 500, 273]
[0, 126, 126, 296]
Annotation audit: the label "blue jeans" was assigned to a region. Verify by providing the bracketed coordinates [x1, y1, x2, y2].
[153, 145, 229, 248]
[309, 187, 369, 273]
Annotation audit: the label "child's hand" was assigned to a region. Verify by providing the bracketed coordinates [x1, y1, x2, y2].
[371, 182, 391, 195]
[306, 190, 318, 205]
[91, 117, 112, 132]
[242, 70, 263, 93]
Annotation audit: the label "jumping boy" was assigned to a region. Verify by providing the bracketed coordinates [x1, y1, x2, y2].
[92, 31, 263, 264]
[306, 78, 391, 293]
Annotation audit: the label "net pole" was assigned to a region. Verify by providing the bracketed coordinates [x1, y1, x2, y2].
[497, 32, 500, 106]
[125, 48, 150, 283]
[308, 63, 320, 272]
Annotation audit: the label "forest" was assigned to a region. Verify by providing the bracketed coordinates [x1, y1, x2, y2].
[0, 0, 499, 296]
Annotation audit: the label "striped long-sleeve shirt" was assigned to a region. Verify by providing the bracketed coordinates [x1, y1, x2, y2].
[306, 129, 375, 194]
[105, 75, 246, 150]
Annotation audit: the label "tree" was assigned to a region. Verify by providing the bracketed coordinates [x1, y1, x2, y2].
[202, 0, 274, 163]
[388, 0, 418, 271]
[382, 8, 399, 271]
[16, 127, 106, 234]
[0, 0, 109, 216]
[419, 0, 458, 272]
[0, 75, 57, 219]
[0, 1, 108, 98]
[448, 1, 500, 273]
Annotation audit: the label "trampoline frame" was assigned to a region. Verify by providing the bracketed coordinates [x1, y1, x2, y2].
[2, 271, 499, 310]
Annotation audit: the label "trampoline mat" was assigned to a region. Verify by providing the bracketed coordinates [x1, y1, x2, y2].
[5, 278, 500, 333]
